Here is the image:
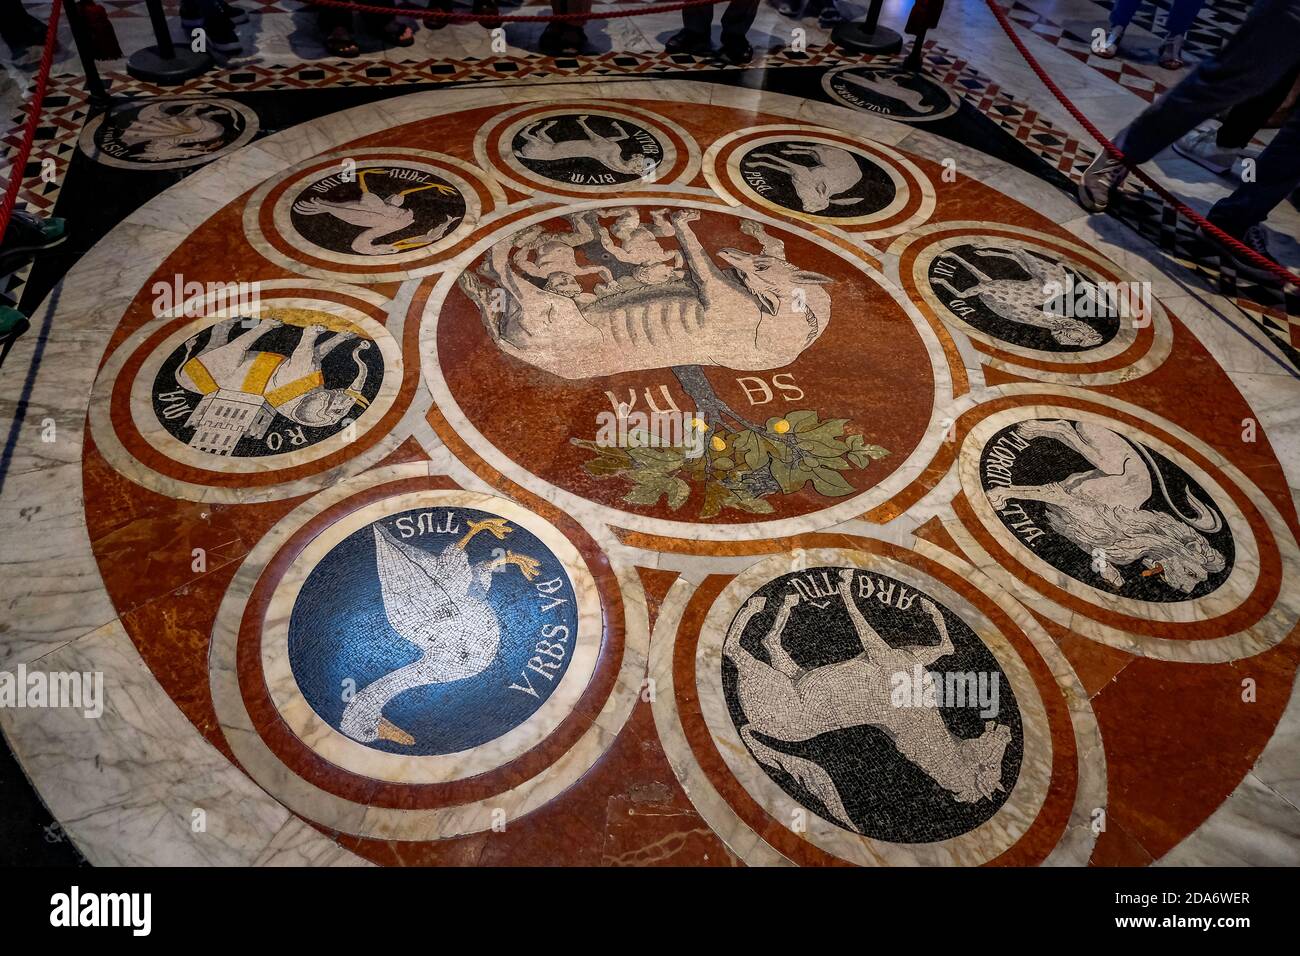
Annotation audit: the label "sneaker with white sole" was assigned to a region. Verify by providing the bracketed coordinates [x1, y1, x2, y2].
[1172, 127, 1239, 176]
[1077, 148, 1130, 212]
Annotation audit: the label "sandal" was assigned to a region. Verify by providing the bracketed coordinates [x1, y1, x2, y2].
[1158, 34, 1185, 69]
[326, 27, 360, 57]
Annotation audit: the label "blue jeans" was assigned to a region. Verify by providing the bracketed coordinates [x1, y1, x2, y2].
[1117, 0, 1300, 234]
[1109, 0, 1205, 36]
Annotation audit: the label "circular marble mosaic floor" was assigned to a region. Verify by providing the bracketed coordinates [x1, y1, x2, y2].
[5, 76, 1300, 867]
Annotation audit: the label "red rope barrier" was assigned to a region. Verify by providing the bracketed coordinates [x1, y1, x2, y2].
[983, 0, 1297, 289]
[0, 0, 62, 242]
[309, 0, 730, 24]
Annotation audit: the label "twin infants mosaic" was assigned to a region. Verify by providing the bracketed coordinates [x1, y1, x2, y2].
[82, 80, 1282, 858]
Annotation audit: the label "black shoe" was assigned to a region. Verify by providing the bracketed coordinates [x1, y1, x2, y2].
[0, 210, 67, 276]
[665, 29, 711, 56]
[183, 1, 247, 28]
[720, 35, 753, 64]
[205, 14, 243, 53]
[1077, 148, 1129, 213]
[220, 2, 250, 24]
[818, 5, 847, 26]
[540, 24, 587, 56]
[1201, 220, 1288, 285]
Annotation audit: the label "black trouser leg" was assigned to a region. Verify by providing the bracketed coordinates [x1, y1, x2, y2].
[1216, 65, 1300, 149]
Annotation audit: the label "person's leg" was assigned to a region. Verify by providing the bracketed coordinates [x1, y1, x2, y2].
[680, 3, 715, 39]
[668, 5, 714, 51]
[1097, 0, 1140, 58]
[1120, 0, 1300, 165]
[1217, 65, 1300, 149]
[1108, 0, 1141, 28]
[1156, 0, 1204, 67]
[1163, 0, 1204, 38]
[541, 0, 591, 53]
[1208, 106, 1300, 237]
[317, 7, 351, 34]
[720, 0, 759, 40]
[0, 0, 48, 50]
[318, 5, 358, 53]
[1081, 0, 1300, 210]
[565, 0, 592, 48]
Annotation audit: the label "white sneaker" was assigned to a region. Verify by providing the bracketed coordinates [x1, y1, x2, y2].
[1172, 127, 1238, 176]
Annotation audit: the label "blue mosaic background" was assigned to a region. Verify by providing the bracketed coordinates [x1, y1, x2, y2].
[287, 506, 580, 755]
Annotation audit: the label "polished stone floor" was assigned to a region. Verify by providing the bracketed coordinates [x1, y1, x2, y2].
[1, 0, 1299, 866]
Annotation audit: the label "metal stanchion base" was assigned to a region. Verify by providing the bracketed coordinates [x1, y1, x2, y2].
[831, 22, 904, 55]
[126, 46, 213, 84]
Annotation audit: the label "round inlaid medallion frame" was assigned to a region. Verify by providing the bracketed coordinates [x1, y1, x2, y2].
[821, 65, 961, 124]
[650, 543, 1105, 866]
[209, 463, 649, 840]
[946, 386, 1300, 661]
[258, 489, 603, 784]
[703, 124, 936, 236]
[890, 222, 1173, 385]
[475, 101, 702, 199]
[79, 95, 260, 170]
[89, 279, 413, 503]
[418, 193, 958, 542]
[244, 148, 505, 283]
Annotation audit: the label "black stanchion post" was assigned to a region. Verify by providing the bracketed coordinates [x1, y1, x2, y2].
[903, 27, 928, 70]
[61, 0, 114, 112]
[832, 0, 904, 55]
[127, 0, 212, 84]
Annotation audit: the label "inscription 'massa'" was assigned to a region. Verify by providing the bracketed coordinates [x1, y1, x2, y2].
[151, 315, 383, 458]
[287, 506, 579, 755]
[511, 114, 663, 186]
[981, 419, 1234, 601]
[722, 566, 1023, 843]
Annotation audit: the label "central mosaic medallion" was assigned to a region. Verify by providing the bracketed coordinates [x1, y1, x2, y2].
[722, 566, 1023, 842]
[287, 504, 580, 755]
[426, 201, 942, 530]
